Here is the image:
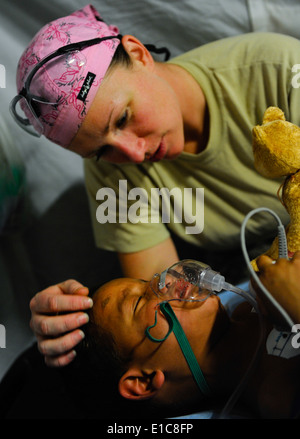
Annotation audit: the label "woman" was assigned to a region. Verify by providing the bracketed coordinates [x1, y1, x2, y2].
[11, 4, 300, 278]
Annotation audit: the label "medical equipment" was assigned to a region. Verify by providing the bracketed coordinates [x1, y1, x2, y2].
[150, 259, 258, 309]
[147, 207, 295, 418]
[148, 256, 264, 417]
[146, 301, 213, 398]
[241, 207, 294, 330]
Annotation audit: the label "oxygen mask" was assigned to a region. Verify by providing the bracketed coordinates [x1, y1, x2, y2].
[150, 259, 244, 304]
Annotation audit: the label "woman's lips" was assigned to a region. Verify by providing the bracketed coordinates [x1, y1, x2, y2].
[149, 139, 167, 162]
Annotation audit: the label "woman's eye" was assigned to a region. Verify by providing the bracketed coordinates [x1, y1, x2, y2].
[116, 109, 128, 129]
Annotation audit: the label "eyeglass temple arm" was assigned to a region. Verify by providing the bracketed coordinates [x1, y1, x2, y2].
[24, 35, 122, 89]
[55, 35, 122, 55]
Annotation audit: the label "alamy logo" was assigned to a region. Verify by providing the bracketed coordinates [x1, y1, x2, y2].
[77, 72, 96, 102]
[95, 180, 204, 234]
[0, 64, 5, 88]
[291, 324, 300, 349]
[0, 324, 6, 348]
[291, 64, 300, 88]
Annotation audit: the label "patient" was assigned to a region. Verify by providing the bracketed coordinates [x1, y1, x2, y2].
[30, 251, 300, 371]
[62, 253, 300, 419]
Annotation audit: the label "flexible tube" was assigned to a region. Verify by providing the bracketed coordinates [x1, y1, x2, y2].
[219, 207, 294, 418]
[240, 207, 294, 330]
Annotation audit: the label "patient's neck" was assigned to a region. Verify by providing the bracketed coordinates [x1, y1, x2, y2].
[206, 312, 262, 397]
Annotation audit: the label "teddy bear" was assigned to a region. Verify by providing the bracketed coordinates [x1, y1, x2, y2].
[251, 106, 300, 271]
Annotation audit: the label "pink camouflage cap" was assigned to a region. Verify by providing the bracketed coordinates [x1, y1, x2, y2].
[14, 4, 121, 147]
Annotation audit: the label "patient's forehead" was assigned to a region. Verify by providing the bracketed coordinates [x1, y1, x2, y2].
[91, 278, 150, 326]
[100, 295, 110, 310]
[92, 280, 116, 311]
[91, 278, 133, 317]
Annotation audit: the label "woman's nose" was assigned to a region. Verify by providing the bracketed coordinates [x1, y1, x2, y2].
[109, 131, 147, 163]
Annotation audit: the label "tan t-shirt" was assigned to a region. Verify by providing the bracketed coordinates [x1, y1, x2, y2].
[84, 32, 300, 252]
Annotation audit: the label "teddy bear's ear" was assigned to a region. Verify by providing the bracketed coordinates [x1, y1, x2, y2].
[262, 106, 286, 124]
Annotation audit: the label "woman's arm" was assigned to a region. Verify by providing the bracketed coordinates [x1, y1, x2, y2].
[118, 237, 179, 279]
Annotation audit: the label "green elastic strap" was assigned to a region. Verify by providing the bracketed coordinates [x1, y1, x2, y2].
[145, 302, 212, 398]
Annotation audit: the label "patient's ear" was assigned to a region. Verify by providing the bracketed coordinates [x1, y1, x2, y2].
[118, 368, 165, 400]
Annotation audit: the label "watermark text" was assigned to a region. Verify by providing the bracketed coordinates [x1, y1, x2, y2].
[0, 64, 5, 88]
[95, 180, 204, 234]
[291, 64, 300, 88]
[0, 324, 6, 348]
[291, 324, 300, 348]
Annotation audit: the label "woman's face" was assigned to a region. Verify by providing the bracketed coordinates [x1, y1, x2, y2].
[68, 53, 185, 163]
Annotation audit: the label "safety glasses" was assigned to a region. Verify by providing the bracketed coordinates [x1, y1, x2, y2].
[9, 35, 120, 137]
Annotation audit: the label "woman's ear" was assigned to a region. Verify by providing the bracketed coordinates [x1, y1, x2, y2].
[118, 368, 165, 400]
[121, 35, 154, 68]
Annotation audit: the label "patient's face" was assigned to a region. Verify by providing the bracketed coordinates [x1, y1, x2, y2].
[91, 278, 229, 371]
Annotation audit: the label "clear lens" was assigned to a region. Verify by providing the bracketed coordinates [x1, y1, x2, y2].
[65, 50, 86, 68]
[52, 50, 87, 90]
[31, 50, 87, 106]
[10, 49, 88, 137]
[150, 260, 213, 303]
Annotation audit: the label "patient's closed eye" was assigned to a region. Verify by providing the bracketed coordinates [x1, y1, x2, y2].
[134, 296, 142, 313]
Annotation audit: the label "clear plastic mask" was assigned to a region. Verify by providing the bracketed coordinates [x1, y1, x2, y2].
[150, 259, 216, 303]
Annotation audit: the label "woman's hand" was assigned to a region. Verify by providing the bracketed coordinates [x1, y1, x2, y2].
[29, 279, 93, 367]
